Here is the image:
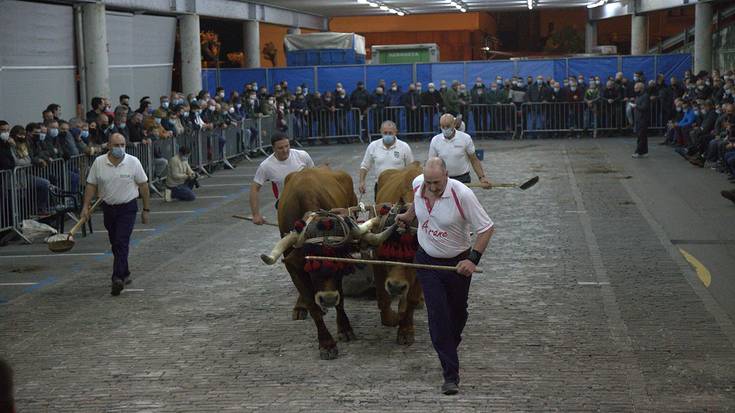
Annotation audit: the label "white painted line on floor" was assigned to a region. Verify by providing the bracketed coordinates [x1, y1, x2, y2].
[145, 210, 195, 214]
[577, 281, 610, 286]
[565, 210, 587, 213]
[0, 282, 39, 286]
[196, 195, 228, 199]
[123, 289, 145, 292]
[97, 228, 156, 233]
[0, 253, 106, 259]
[211, 175, 254, 178]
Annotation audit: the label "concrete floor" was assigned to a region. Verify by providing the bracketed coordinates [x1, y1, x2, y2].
[1, 137, 734, 411]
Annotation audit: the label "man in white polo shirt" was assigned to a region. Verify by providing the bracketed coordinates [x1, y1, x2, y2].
[429, 113, 491, 187]
[397, 157, 495, 395]
[81, 133, 151, 296]
[250, 132, 314, 225]
[358, 120, 414, 199]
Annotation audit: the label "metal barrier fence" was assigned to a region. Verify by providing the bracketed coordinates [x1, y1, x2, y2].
[1, 170, 14, 233]
[300, 108, 363, 144]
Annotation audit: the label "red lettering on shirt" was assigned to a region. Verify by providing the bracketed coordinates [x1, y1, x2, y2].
[421, 220, 448, 238]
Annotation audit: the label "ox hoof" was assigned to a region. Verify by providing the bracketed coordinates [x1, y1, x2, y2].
[319, 346, 339, 360]
[381, 311, 400, 327]
[397, 328, 415, 346]
[292, 308, 308, 320]
[337, 329, 357, 342]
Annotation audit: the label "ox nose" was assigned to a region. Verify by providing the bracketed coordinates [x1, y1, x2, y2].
[386, 280, 408, 297]
[316, 291, 340, 308]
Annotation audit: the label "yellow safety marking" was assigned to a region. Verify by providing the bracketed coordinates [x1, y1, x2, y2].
[678, 248, 712, 287]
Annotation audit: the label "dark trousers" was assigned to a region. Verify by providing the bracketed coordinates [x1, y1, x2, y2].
[415, 248, 471, 384]
[102, 199, 138, 281]
[170, 180, 196, 201]
[636, 122, 649, 155]
[450, 172, 471, 184]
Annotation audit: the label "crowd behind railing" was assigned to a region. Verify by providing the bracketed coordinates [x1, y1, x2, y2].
[2, 66, 735, 240]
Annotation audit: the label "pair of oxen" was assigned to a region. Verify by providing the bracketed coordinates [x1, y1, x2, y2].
[260, 162, 424, 360]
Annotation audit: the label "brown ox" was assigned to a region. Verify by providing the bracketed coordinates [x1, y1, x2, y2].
[261, 166, 393, 359]
[373, 161, 423, 345]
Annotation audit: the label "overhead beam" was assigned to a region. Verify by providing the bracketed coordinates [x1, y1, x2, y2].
[589, 0, 706, 22]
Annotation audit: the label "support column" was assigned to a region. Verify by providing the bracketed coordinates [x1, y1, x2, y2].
[694, 1, 713, 73]
[630, 14, 647, 55]
[180, 14, 203, 96]
[585, 21, 597, 53]
[243, 20, 260, 68]
[82, 3, 109, 102]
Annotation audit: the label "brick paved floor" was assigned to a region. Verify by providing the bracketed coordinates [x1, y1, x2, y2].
[1, 139, 734, 412]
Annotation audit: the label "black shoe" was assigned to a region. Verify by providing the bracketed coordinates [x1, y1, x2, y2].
[124, 277, 132, 285]
[722, 190, 735, 204]
[441, 381, 459, 395]
[111, 278, 124, 296]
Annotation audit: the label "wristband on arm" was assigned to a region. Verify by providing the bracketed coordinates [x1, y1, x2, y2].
[468, 249, 482, 265]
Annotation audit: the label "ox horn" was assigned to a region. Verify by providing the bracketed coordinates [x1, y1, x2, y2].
[350, 217, 380, 238]
[261, 231, 298, 265]
[361, 223, 397, 246]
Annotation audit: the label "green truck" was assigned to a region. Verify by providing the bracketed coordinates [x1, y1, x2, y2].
[370, 43, 440, 64]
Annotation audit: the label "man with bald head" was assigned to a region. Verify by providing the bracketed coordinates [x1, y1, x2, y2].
[428, 114, 491, 188]
[82, 133, 151, 296]
[397, 157, 495, 395]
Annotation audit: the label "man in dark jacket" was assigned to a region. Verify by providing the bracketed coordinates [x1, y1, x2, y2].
[369, 87, 389, 139]
[470, 77, 487, 137]
[631, 82, 650, 158]
[687, 100, 719, 165]
[334, 88, 351, 139]
[401, 83, 421, 138]
[421, 83, 443, 139]
[602, 80, 623, 131]
[526, 75, 552, 137]
[351, 81, 371, 140]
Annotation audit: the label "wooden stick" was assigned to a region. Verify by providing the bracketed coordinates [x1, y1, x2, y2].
[304, 255, 483, 273]
[466, 182, 517, 188]
[69, 198, 103, 237]
[232, 214, 279, 227]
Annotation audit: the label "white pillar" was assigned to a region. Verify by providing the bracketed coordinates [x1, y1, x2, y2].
[180, 14, 203, 96]
[694, 1, 713, 73]
[243, 20, 260, 68]
[630, 14, 648, 55]
[82, 3, 109, 102]
[585, 21, 597, 53]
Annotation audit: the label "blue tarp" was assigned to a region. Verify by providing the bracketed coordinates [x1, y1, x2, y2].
[465, 61, 514, 85]
[201, 54, 693, 95]
[269, 67, 315, 90]
[656, 54, 691, 81]
[317, 65, 364, 93]
[517, 60, 555, 80]
[622, 56, 656, 83]
[366, 64, 413, 91]
[568, 57, 618, 79]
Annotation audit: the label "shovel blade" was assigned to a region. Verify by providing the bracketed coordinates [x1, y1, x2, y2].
[519, 176, 539, 190]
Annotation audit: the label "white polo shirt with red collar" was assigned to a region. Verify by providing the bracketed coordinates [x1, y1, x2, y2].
[412, 174, 493, 259]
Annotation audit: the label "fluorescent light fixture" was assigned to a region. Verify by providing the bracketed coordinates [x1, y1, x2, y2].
[587, 0, 607, 8]
[455, 4, 462, 9]
[527, 0, 533, 9]
[460, 7, 466, 12]
[357, 0, 368, 3]
[389, 8, 398, 13]
[368, 2, 378, 7]
[379, 5, 389, 10]
[397, 11, 405, 16]
[449, 1, 457, 6]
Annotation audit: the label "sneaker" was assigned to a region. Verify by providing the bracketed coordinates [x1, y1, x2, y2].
[689, 157, 705, 167]
[721, 190, 735, 204]
[111, 278, 124, 296]
[164, 189, 172, 202]
[441, 381, 459, 395]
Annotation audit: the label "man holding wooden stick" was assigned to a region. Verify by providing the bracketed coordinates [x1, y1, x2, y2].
[396, 157, 495, 396]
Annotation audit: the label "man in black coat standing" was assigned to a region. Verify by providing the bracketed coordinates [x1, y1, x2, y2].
[630, 82, 650, 158]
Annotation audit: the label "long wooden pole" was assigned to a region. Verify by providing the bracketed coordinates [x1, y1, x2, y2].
[232, 214, 279, 227]
[304, 255, 483, 274]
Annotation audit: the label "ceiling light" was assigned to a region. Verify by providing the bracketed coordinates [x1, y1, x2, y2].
[397, 11, 405, 16]
[527, 0, 534, 9]
[460, 7, 466, 12]
[379, 5, 389, 10]
[389, 8, 398, 13]
[357, 0, 368, 3]
[587, 0, 607, 8]
[455, 4, 462, 9]
[368, 2, 378, 7]
[449, 1, 457, 6]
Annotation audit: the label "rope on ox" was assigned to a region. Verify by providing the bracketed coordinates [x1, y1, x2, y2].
[294, 211, 357, 277]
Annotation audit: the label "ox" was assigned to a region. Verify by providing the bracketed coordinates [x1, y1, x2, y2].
[261, 166, 394, 359]
[372, 161, 423, 345]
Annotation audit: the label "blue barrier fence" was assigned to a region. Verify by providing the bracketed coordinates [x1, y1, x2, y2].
[202, 53, 692, 96]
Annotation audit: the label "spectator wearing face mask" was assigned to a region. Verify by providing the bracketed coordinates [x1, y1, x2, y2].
[165, 146, 198, 202]
[157, 95, 171, 116]
[260, 96, 276, 117]
[30, 121, 58, 167]
[583, 79, 600, 132]
[470, 77, 487, 137]
[442, 81, 461, 117]
[8, 125, 51, 214]
[142, 124, 169, 181]
[86, 97, 105, 124]
[421, 83, 444, 138]
[167, 106, 186, 137]
[457, 84, 470, 125]
[135, 96, 154, 116]
[108, 111, 130, 140]
[401, 83, 421, 138]
[334, 87, 351, 139]
[291, 89, 308, 142]
[0, 121, 14, 171]
[526, 76, 553, 138]
[369, 87, 388, 139]
[686, 101, 719, 166]
[127, 113, 146, 143]
[565, 81, 584, 132]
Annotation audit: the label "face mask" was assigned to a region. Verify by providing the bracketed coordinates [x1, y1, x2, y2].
[537, 79, 543, 85]
[382, 134, 395, 145]
[0, 132, 9, 141]
[183, 111, 189, 117]
[181, 156, 188, 163]
[391, 87, 397, 91]
[554, 87, 560, 92]
[110, 146, 125, 159]
[693, 110, 699, 115]
[490, 87, 497, 92]
[195, 110, 202, 115]
[208, 106, 216, 111]
[236, 103, 242, 109]
[81, 130, 90, 138]
[105, 106, 112, 112]
[48, 128, 59, 138]
[162, 102, 169, 109]
[268, 100, 275, 105]
[154, 118, 162, 124]
[698, 85, 705, 90]
[571, 86, 577, 91]
[676, 107, 682, 112]
[278, 106, 285, 111]
[497, 79, 502, 84]
[476, 82, 482, 87]
[705, 81, 711, 86]
[190, 99, 198, 105]
[303, 88, 308, 94]
[428, 88, 435, 92]
[441, 127, 454, 138]
[229, 107, 235, 113]
[716, 109, 722, 114]
[218, 92, 225, 98]
[253, 84, 258, 89]
[38, 133, 47, 141]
